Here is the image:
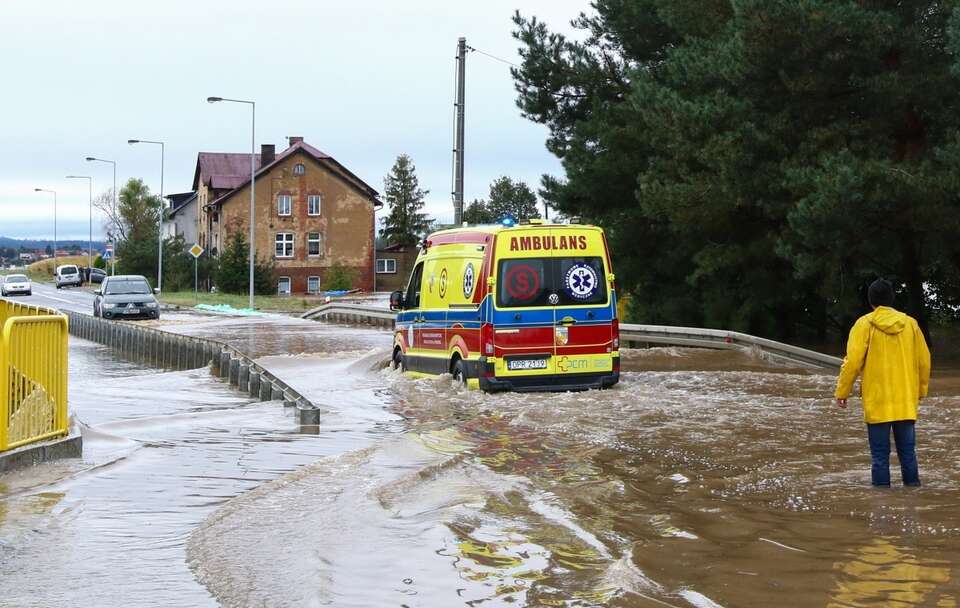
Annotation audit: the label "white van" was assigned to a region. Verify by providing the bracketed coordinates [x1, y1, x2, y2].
[55, 264, 82, 289]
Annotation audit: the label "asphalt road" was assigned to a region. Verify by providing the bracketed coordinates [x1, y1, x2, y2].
[14, 280, 96, 313]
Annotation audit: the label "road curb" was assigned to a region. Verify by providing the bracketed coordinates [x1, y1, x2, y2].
[0, 429, 82, 474]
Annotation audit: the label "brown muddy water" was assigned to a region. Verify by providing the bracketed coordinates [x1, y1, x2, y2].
[186, 346, 960, 607]
[4, 329, 959, 607]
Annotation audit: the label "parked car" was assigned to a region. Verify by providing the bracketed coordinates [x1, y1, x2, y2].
[55, 264, 83, 289]
[93, 275, 161, 320]
[84, 267, 107, 284]
[1, 274, 32, 296]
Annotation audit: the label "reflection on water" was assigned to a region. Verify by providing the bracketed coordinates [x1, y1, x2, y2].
[829, 537, 953, 608]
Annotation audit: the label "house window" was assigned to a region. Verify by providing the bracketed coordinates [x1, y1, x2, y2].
[278, 277, 291, 295]
[307, 232, 322, 257]
[275, 232, 294, 258]
[293, 163, 305, 176]
[307, 195, 321, 216]
[376, 258, 397, 274]
[307, 276, 320, 294]
[277, 194, 292, 216]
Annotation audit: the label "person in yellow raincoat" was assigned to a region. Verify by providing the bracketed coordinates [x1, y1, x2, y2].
[835, 279, 931, 486]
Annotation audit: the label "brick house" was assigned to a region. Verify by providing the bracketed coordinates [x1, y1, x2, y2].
[374, 243, 419, 292]
[194, 137, 381, 294]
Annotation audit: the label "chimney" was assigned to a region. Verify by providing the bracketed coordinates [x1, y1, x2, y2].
[288, 136, 304, 146]
[261, 144, 275, 166]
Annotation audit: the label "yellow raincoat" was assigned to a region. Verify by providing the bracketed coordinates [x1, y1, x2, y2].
[835, 306, 931, 424]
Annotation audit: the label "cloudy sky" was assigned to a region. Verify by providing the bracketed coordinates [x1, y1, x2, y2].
[0, 0, 584, 240]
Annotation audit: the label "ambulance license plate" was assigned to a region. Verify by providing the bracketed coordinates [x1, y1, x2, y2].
[507, 357, 549, 371]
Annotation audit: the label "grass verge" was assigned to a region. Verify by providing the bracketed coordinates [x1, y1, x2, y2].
[159, 290, 329, 313]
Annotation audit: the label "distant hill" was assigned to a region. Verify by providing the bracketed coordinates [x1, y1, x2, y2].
[0, 236, 107, 251]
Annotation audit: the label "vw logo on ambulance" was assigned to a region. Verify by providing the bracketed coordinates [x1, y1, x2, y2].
[388, 219, 620, 392]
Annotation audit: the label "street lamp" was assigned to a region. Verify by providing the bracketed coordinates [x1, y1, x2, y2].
[86, 156, 117, 275]
[207, 96, 256, 309]
[33, 188, 57, 271]
[128, 139, 165, 292]
[66, 175, 93, 275]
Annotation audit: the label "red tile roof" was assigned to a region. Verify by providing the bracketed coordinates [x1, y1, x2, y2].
[203, 140, 381, 208]
[192, 152, 262, 191]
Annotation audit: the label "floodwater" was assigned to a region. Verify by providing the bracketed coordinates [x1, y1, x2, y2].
[148, 311, 387, 358]
[4, 325, 960, 607]
[0, 338, 397, 606]
[186, 345, 960, 607]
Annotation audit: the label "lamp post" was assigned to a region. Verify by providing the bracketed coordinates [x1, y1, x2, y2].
[33, 188, 57, 271]
[207, 96, 256, 309]
[66, 175, 93, 276]
[86, 156, 117, 275]
[128, 139, 165, 292]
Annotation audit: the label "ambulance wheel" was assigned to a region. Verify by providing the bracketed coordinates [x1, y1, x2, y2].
[452, 359, 466, 386]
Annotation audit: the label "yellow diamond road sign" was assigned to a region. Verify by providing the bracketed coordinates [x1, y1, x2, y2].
[189, 244, 204, 258]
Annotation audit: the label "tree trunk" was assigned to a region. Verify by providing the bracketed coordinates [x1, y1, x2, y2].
[900, 232, 931, 346]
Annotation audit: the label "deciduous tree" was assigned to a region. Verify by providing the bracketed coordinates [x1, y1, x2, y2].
[486, 177, 540, 221]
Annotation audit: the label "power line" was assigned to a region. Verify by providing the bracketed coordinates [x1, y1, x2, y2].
[466, 45, 520, 69]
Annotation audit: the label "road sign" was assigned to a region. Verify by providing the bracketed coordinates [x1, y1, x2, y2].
[102, 248, 113, 260]
[189, 244, 204, 259]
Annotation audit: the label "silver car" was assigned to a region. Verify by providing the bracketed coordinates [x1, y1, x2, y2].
[1, 274, 32, 296]
[94, 275, 160, 320]
[55, 264, 83, 289]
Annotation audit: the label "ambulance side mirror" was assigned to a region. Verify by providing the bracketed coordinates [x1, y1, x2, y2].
[389, 290, 404, 311]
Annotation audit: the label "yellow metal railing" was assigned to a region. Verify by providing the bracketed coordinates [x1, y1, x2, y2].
[0, 299, 69, 452]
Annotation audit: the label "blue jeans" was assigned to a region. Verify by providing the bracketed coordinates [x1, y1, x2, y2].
[867, 420, 920, 487]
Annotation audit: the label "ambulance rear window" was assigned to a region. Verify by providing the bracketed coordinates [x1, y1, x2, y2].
[497, 257, 606, 308]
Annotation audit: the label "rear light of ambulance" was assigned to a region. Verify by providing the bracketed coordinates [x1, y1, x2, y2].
[612, 318, 619, 350]
[613, 355, 620, 372]
[481, 322, 494, 356]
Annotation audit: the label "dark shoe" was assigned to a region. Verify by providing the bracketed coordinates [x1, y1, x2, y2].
[905, 481, 922, 487]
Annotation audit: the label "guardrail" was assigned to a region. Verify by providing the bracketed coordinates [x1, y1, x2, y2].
[0, 299, 69, 452]
[301, 303, 397, 327]
[301, 303, 842, 369]
[618, 324, 842, 369]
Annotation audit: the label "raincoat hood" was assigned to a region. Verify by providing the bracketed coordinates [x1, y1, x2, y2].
[869, 306, 907, 335]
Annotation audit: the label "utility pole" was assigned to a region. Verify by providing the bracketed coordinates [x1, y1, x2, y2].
[452, 37, 466, 226]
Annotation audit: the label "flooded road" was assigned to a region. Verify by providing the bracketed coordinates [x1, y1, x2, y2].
[0, 339, 397, 606]
[186, 346, 960, 607]
[4, 316, 959, 607]
[149, 311, 388, 359]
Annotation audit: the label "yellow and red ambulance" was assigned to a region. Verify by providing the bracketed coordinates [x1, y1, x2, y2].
[389, 220, 620, 391]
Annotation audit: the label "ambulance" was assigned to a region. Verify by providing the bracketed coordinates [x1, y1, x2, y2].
[389, 220, 620, 392]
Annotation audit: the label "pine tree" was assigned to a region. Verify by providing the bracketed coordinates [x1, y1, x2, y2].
[512, 1, 960, 341]
[380, 154, 431, 245]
